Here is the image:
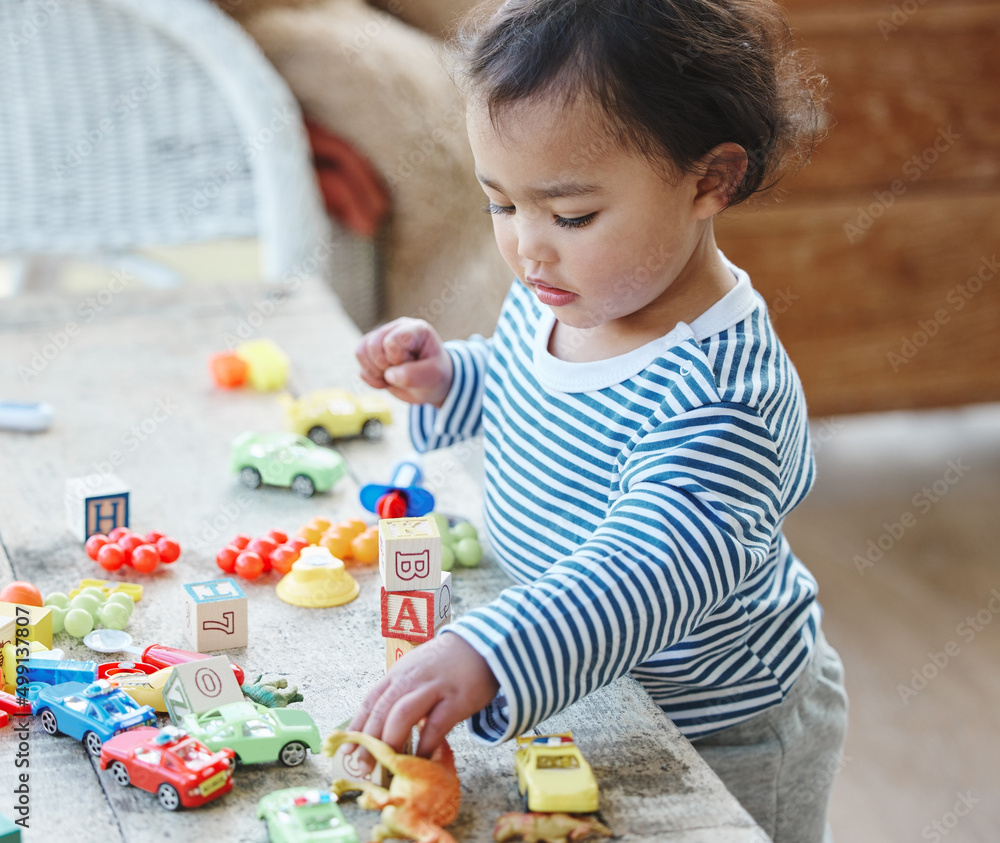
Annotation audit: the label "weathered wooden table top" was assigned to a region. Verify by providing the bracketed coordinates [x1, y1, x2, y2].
[0, 278, 764, 842]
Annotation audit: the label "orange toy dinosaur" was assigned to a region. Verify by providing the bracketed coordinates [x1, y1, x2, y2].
[323, 730, 461, 843]
[493, 812, 613, 843]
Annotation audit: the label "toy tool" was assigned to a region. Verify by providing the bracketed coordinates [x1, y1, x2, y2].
[360, 458, 435, 518]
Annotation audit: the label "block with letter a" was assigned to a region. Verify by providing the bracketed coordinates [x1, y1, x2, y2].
[379, 572, 451, 644]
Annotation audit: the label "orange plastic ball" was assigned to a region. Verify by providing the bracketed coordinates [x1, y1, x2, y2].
[0, 581, 44, 607]
[210, 351, 248, 389]
[350, 531, 379, 565]
[319, 528, 352, 560]
[308, 517, 332, 533]
[337, 518, 368, 539]
[296, 526, 322, 546]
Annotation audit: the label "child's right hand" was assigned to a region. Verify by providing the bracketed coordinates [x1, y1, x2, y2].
[356, 317, 453, 408]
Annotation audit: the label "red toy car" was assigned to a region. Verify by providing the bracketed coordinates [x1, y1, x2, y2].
[99, 725, 235, 810]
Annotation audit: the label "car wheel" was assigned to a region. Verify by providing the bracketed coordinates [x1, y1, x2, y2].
[290, 475, 315, 498]
[361, 419, 383, 441]
[307, 425, 333, 447]
[84, 731, 103, 757]
[278, 741, 308, 767]
[239, 466, 262, 490]
[110, 761, 130, 787]
[522, 790, 531, 813]
[157, 783, 181, 811]
[39, 709, 59, 736]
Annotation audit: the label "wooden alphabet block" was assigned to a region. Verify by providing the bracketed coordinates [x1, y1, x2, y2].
[65, 474, 130, 541]
[378, 516, 441, 591]
[163, 654, 244, 724]
[379, 572, 451, 643]
[182, 578, 247, 652]
[0, 603, 53, 649]
[385, 637, 419, 670]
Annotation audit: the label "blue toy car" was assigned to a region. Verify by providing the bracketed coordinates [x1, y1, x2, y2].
[32, 679, 157, 757]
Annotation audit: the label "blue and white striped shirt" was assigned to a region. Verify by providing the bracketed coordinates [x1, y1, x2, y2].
[412, 256, 821, 742]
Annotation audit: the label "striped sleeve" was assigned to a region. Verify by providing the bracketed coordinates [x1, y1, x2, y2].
[410, 336, 493, 452]
[445, 402, 783, 743]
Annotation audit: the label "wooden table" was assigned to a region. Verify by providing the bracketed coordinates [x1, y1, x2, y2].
[0, 278, 764, 842]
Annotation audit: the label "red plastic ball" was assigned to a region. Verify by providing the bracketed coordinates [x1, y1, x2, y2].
[85, 534, 110, 561]
[131, 544, 160, 573]
[117, 534, 145, 565]
[230, 534, 252, 550]
[288, 538, 309, 552]
[107, 526, 131, 542]
[248, 536, 277, 561]
[97, 543, 126, 572]
[267, 529, 289, 545]
[144, 530, 165, 544]
[216, 545, 239, 573]
[156, 537, 181, 564]
[234, 551, 264, 580]
[270, 545, 300, 575]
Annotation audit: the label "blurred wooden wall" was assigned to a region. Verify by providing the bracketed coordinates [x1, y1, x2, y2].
[715, 0, 1000, 417]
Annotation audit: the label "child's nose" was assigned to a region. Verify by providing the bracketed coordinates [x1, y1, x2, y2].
[515, 218, 556, 264]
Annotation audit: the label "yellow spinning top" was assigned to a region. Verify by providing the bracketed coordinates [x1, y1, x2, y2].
[276, 546, 359, 608]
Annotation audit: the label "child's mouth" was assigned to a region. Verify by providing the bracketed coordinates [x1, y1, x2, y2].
[527, 279, 578, 307]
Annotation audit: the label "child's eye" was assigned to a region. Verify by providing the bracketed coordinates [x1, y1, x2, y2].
[484, 202, 515, 216]
[554, 212, 598, 229]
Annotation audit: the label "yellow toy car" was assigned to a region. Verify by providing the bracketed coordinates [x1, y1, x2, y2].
[514, 732, 599, 813]
[280, 390, 392, 446]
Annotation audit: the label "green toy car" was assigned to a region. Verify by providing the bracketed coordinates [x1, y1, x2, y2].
[257, 787, 360, 843]
[231, 431, 347, 498]
[181, 700, 322, 766]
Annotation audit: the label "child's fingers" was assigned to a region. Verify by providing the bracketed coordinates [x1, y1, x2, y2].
[380, 685, 443, 756]
[381, 319, 433, 367]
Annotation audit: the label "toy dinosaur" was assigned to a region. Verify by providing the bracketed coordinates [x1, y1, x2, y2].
[240, 675, 304, 708]
[324, 730, 460, 843]
[493, 812, 613, 843]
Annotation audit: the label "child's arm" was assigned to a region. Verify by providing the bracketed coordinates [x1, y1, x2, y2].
[348, 404, 787, 765]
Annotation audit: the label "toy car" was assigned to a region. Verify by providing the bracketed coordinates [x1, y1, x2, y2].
[231, 431, 347, 498]
[513, 732, 599, 813]
[257, 787, 360, 843]
[32, 679, 157, 756]
[281, 389, 392, 446]
[181, 699, 322, 766]
[100, 725, 235, 810]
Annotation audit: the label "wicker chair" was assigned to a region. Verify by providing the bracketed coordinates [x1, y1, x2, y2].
[0, 0, 379, 327]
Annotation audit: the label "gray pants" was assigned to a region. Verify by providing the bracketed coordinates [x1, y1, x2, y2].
[690, 629, 848, 843]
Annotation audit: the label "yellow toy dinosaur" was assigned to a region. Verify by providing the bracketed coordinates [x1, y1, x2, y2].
[324, 730, 461, 843]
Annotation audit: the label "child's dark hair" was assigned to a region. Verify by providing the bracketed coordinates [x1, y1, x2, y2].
[457, 0, 825, 205]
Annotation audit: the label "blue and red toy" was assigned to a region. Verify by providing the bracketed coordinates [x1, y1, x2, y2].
[359, 458, 435, 519]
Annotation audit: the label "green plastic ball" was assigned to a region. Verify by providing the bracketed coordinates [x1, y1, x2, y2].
[106, 592, 135, 617]
[440, 543, 455, 572]
[450, 521, 478, 542]
[431, 513, 453, 545]
[69, 593, 101, 617]
[44, 592, 70, 609]
[81, 586, 108, 603]
[97, 602, 130, 631]
[454, 537, 483, 567]
[63, 608, 95, 638]
[50, 606, 68, 635]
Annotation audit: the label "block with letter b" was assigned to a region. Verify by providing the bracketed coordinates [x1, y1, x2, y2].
[182, 578, 248, 652]
[378, 515, 441, 591]
[380, 571, 451, 644]
[65, 474, 130, 541]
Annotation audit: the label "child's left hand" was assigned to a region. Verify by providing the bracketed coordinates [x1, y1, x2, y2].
[346, 633, 500, 770]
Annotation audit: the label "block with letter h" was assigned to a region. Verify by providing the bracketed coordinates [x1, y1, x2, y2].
[182, 578, 248, 652]
[65, 474, 130, 541]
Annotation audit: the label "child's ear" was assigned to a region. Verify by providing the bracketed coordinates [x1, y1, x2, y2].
[693, 143, 748, 218]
